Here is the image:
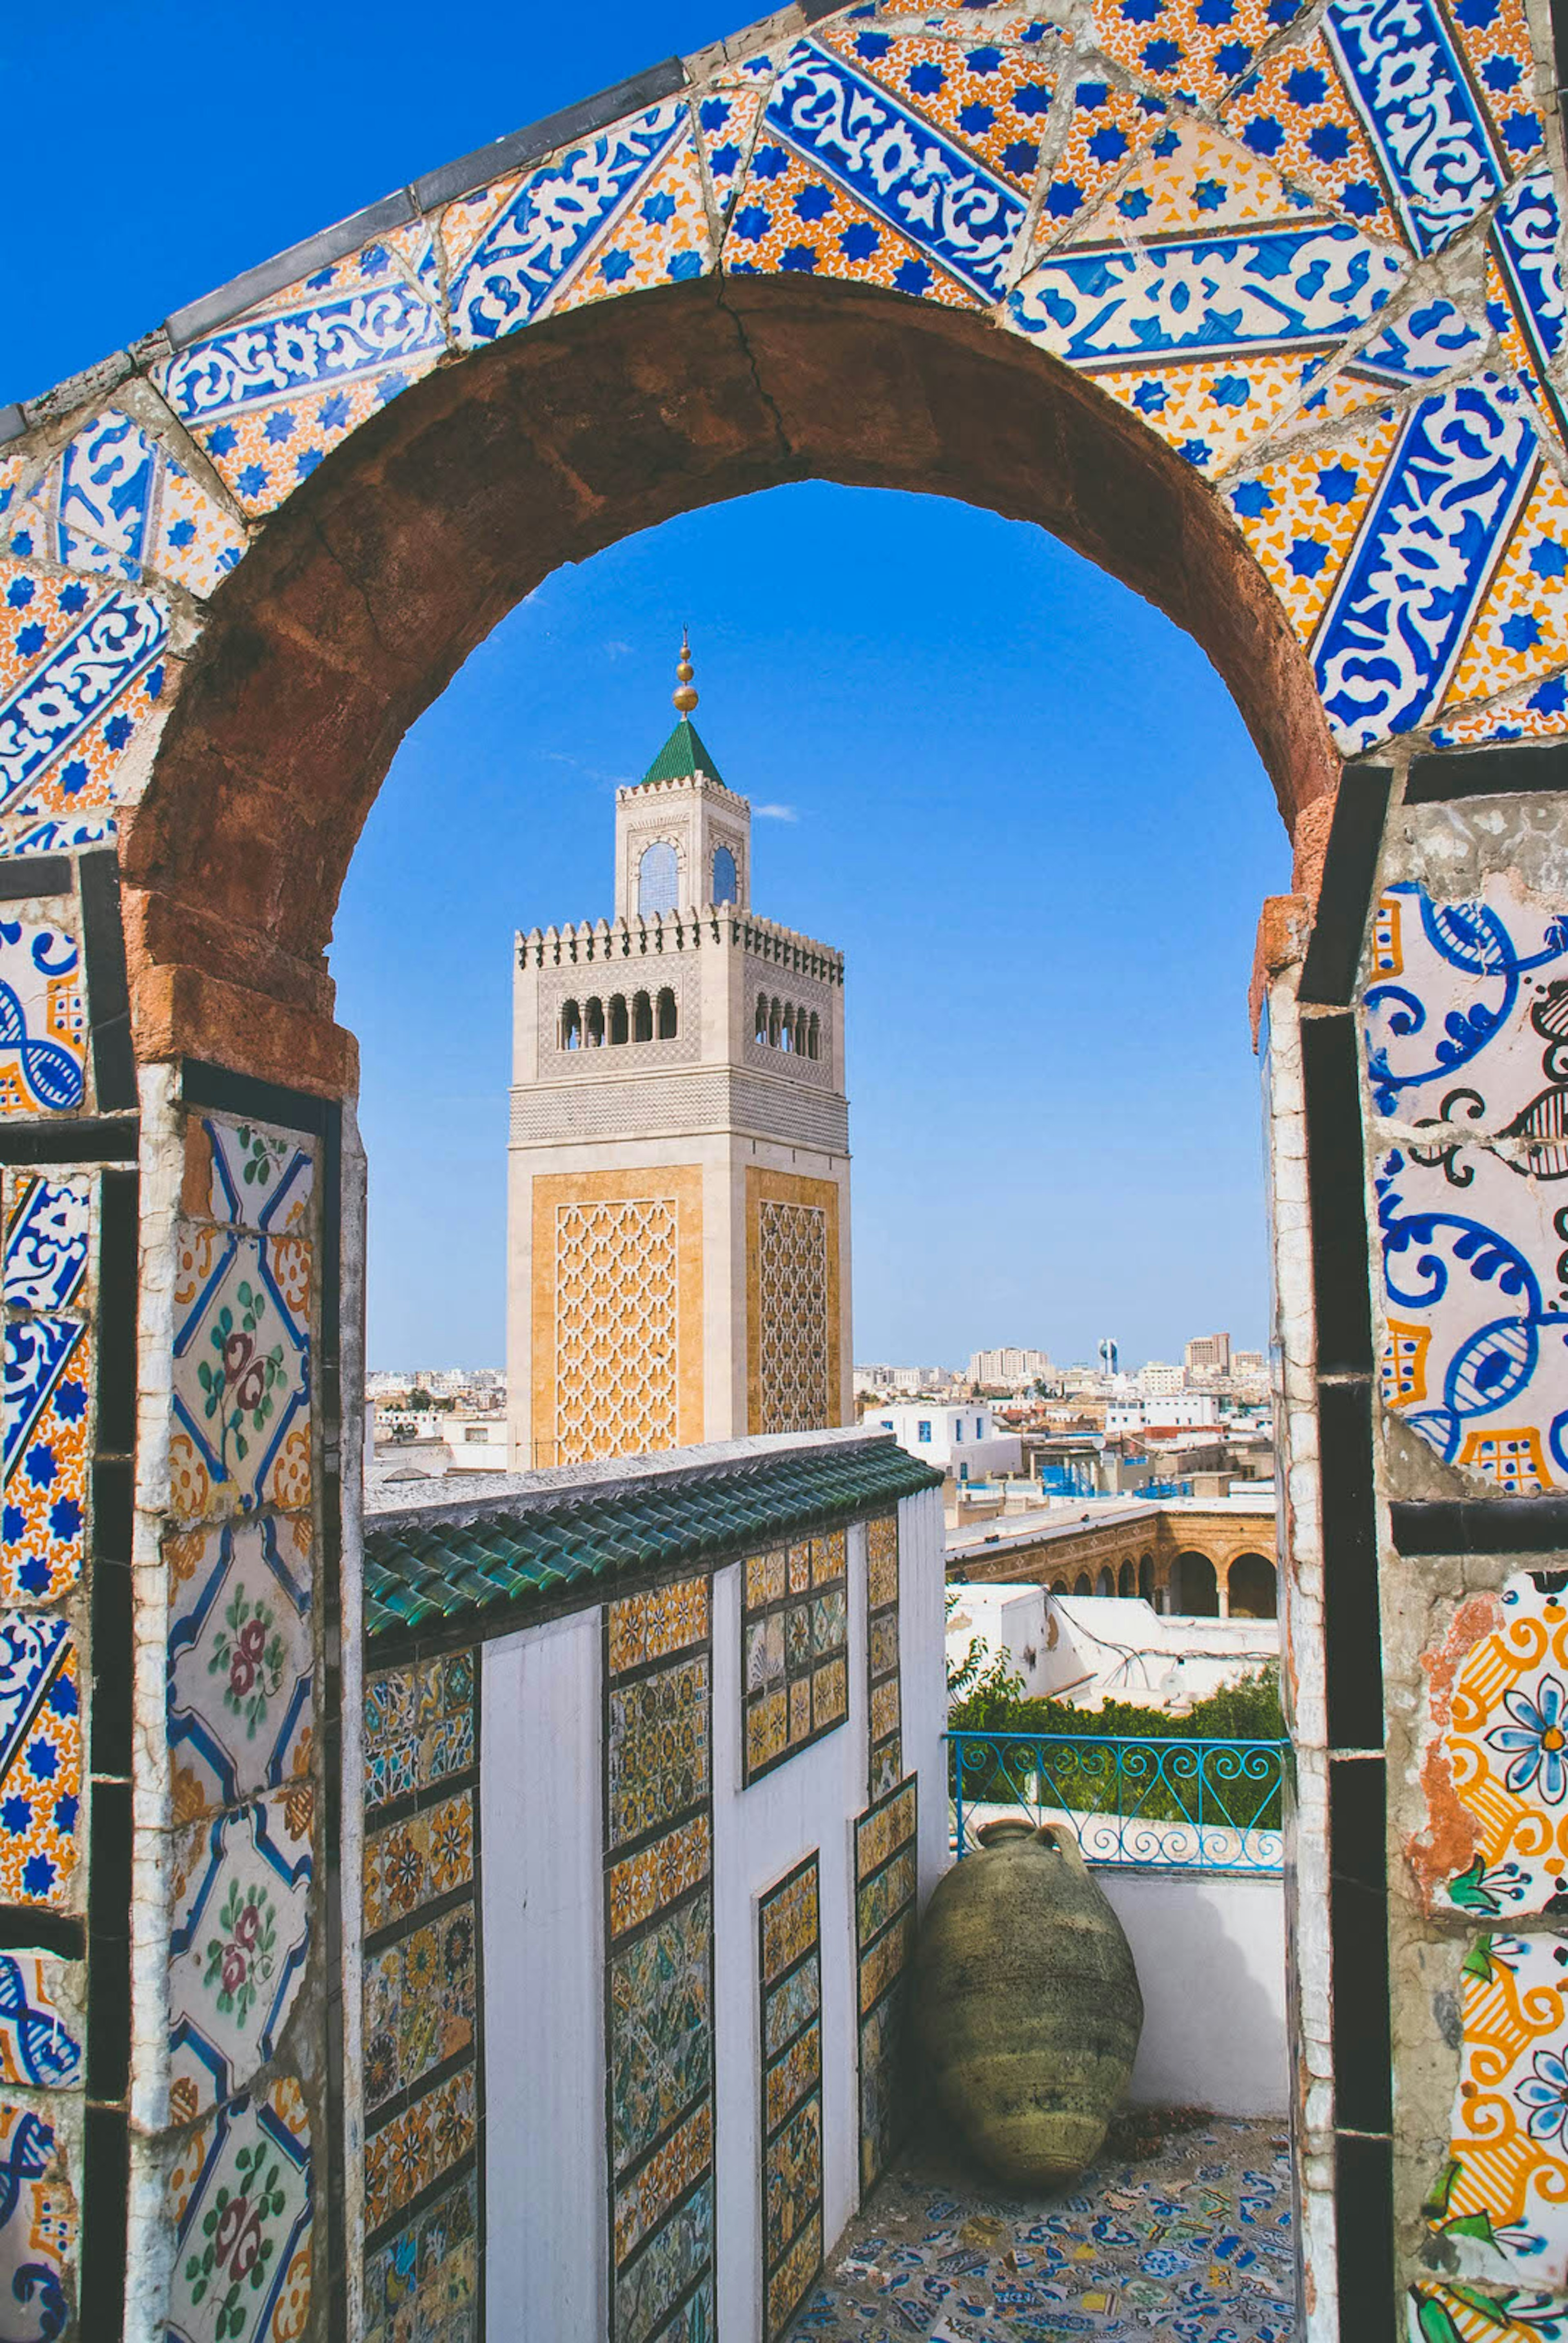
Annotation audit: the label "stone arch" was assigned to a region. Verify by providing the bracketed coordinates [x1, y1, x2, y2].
[1074, 1574, 1092, 1598]
[1118, 1559, 1135, 1598]
[637, 839, 679, 916]
[560, 997, 581, 1050]
[1228, 1551, 1278, 1620]
[633, 990, 653, 1042]
[1096, 1565, 1114, 1596]
[1138, 1553, 1155, 1605]
[608, 993, 629, 1045]
[656, 985, 678, 1039]
[1173, 1550, 1220, 1617]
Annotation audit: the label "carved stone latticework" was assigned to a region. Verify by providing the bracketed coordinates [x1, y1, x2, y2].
[554, 1199, 680, 1463]
[756, 1203, 830, 1435]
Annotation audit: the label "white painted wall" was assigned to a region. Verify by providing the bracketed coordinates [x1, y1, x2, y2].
[1098, 1868, 1288, 2116]
[481, 1612, 605, 2339]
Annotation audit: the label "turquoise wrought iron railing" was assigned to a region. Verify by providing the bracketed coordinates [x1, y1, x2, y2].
[948, 1731, 1290, 1873]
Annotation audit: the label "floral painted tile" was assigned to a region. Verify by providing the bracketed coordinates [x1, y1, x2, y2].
[167, 2075, 312, 2343]
[362, 2168, 478, 2343]
[0, 1616, 79, 1908]
[443, 105, 697, 349]
[3, 1175, 88, 1314]
[0, 2097, 77, 2336]
[1430, 1572, 1568, 1920]
[168, 1792, 313, 2122]
[0, 552, 169, 834]
[363, 2064, 477, 2236]
[1410, 2281, 1568, 2341]
[363, 1648, 474, 1814]
[187, 1114, 315, 1236]
[1442, 0, 1544, 176]
[2, 1311, 89, 1602]
[155, 227, 443, 519]
[1488, 169, 1566, 446]
[362, 1900, 476, 2114]
[1426, 1932, 1568, 2292]
[0, 1953, 82, 2088]
[550, 115, 713, 314]
[0, 921, 86, 1118]
[364, 1792, 474, 1934]
[167, 1515, 313, 1816]
[169, 1224, 311, 1522]
[8, 407, 248, 599]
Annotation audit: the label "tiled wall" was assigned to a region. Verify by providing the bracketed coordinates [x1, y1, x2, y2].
[854, 1776, 918, 2198]
[742, 1532, 847, 1786]
[603, 1575, 715, 2343]
[361, 1647, 481, 2343]
[758, 1853, 822, 2343]
[865, 1514, 902, 1802]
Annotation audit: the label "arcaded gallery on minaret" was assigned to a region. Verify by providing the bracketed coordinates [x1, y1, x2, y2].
[506, 642, 854, 1469]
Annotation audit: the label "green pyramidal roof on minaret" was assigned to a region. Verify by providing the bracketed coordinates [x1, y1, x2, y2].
[639, 715, 723, 787]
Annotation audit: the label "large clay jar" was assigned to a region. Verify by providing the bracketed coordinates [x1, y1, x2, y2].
[911, 1817, 1143, 2187]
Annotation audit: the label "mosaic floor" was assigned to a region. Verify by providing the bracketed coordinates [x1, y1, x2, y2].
[788, 2111, 1295, 2342]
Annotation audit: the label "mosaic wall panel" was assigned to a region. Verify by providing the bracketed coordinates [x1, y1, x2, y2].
[1360, 878, 1568, 1493]
[531, 1168, 703, 1469]
[1421, 1931, 1568, 2299]
[758, 1854, 822, 2343]
[604, 1576, 715, 2343]
[742, 1532, 848, 1786]
[361, 1645, 481, 2343]
[855, 1777, 918, 2196]
[865, 1514, 902, 1803]
[1423, 1571, 1568, 1919]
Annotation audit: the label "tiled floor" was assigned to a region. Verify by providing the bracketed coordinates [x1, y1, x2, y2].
[790, 2111, 1296, 2341]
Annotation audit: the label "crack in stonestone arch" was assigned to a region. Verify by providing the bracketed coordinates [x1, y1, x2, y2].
[118, 274, 1336, 1079]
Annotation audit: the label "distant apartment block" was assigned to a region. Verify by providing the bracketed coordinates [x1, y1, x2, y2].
[968, 1345, 1052, 1386]
[1185, 1331, 1232, 1375]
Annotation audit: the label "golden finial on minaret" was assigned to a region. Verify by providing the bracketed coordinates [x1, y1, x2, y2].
[672, 628, 699, 715]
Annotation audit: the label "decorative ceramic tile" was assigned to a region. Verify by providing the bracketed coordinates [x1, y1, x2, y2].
[365, 1791, 474, 1933]
[615, 2177, 713, 2343]
[614, 2098, 712, 2269]
[1349, 296, 1487, 386]
[0, 1954, 82, 2088]
[1374, 1143, 1568, 1489]
[3, 1176, 87, 1314]
[0, 2096, 76, 2337]
[695, 74, 771, 222]
[855, 1775, 918, 2194]
[737, 40, 1029, 306]
[1036, 78, 1168, 241]
[724, 131, 982, 308]
[167, 1514, 313, 1815]
[609, 1889, 713, 2176]
[169, 1223, 311, 1521]
[1433, 675, 1568, 749]
[744, 1534, 849, 1784]
[2, 1313, 89, 1602]
[551, 116, 713, 315]
[364, 2063, 478, 2237]
[444, 105, 694, 349]
[167, 2074, 312, 2343]
[156, 229, 443, 519]
[1091, 0, 1307, 107]
[0, 921, 85, 1118]
[363, 1648, 475, 1815]
[11, 408, 247, 598]
[1225, 403, 1402, 642]
[1428, 1570, 1568, 1919]
[0, 1616, 78, 1907]
[608, 1814, 711, 1940]
[1439, 461, 1568, 715]
[0, 554, 168, 830]
[761, 1855, 822, 2342]
[1424, 1931, 1568, 2291]
[819, 21, 1062, 190]
[1490, 169, 1568, 448]
[608, 1654, 711, 1848]
[606, 1576, 708, 1674]
[1410, 2281, 1568, 2342]
[867, 1513, 903, 1801]
[1219, 28, 1402, 242]
[192, 1115, 316, 1235]
[1319, 0, 1520, 255]
[1441, 0, 1544, 174]
[363, 2169, 478, 2343]
[363, 1900, 476, 2116]
[169, 1791, 313, 2120]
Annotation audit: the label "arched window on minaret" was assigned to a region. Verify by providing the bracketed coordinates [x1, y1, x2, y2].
[806, 1012, 820, 1061]
[561, 999, 581, 1049]
[586, 997, 605, 1047]
[656, 987, 677, 1039]
[639, 841, 678, 915]
[712, 845, 737, 906]
[755, 994, 767, 1044]
[633, 990, 653, 1042]
[608, 994, 628, 1045]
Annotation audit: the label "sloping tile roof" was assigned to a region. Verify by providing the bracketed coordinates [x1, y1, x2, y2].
[363, 1440, 940, 1642]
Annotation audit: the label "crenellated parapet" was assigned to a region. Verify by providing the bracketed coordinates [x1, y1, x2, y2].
[517, 908, 844, 983]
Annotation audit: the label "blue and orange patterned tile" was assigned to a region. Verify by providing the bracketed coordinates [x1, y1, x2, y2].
[363, 2168, 478, 2343]
[443, 104, 698, 349]
[167, 2073, 312, 2343]
[1219, 28, 1404, 244]
[0, 1953, 82, 2089]
[363, 2063, 477, 2238]
[1316, 0, 1526, 256]
[1432, 673, 1568, 748]
[7, 408, 247, 600]
[168, 1789, 313, 2122]
[1090, 0, 1309, 107]
[365, 1792, 474, 1934]
[3, 1175, 88, 1316]
[728, 39, 1030, 307]
[1409, 2281, 1568, 2342]
[1442, 0, 1544, 176]
[0, 553, 169, 836]
[363, 1899, 475, 2117]
[3, 1313, 89, 1604]
[817, 20, 1062, 191]
[0, 1615, 80, 1908]
[695, 76, 770, 224]
[1488, 168, 1568, 448]
[167, 1514, 313, 1816]
[0, 2096, 76, 2335]
[154, 226, 444, 519]
[0, 917, 86, 1119]
[1034, 75, 1168, 244]
[1441, 458, 1568, 718]
[169, 1222, 312, 1523]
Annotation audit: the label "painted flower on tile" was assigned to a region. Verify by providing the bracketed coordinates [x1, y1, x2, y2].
[172, 1227, 310, 1520]
[1489, 1677, 1568, 1803]
[209, 1587, 287, 1737]
[170, 2080, 312, 2343]
[204, 1877, 278, 2027]
[1519, 2047, 1568, 2145]
[1428, 1931, 1568, 2289]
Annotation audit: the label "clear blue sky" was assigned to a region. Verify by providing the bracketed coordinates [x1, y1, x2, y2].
[7, 3, 1292, 1373]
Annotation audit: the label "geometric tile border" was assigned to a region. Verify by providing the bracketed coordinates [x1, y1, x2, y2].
[854, 1775, 918, 2197]
[759, 1851, 823, 2343]
[742, 1532, 848, 1786]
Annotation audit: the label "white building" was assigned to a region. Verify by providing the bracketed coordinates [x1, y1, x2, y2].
[869, 1401, 1021, 1480]
[969, 1345, 1052, 1387]
[945, 1584, 1278, 1712]
[1138, 1361, 1187, 1398]
[1106, 1392, 1223, 1433]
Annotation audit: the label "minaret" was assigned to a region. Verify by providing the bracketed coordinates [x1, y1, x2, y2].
[506, 639, 853, 1469]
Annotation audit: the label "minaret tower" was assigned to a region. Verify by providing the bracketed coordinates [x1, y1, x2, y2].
[506, 639, 852, 1469]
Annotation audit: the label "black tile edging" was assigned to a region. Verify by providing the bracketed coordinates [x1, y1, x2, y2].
[1320, 1384, 1383, 1749]
[0, 856, 70, 901]
[1328, 1756, 1392, 2135]
[80, 2105, 128, 2341]
[1391, 1497, 1568, 1553]
[78, 852, 136, 1114]
[0, 1120, 138, 1166]
[1334, 2130, 1394, 2343]
[1406, 739, 1568, 805]
[1298, 765, 1392, 1008]
[412, 60, 688, 211]
[1301, 1016, 1375, 1376]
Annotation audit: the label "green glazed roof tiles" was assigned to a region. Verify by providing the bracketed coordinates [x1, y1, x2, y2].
[363, 1441, 940, 1643]
[638, 716, 722, 786]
